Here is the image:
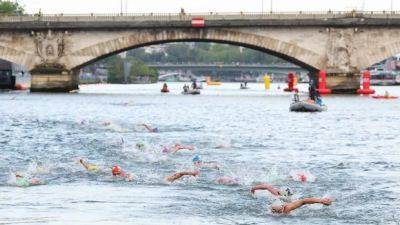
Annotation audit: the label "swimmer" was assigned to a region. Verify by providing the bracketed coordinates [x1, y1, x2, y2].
[79, 159, 100, 172]
[289, 170, 316, 183]
[172, 143, 195, 153]
[165, 170, 199, 183]
[15, 173, 42, 187]
[251, 183, 293, 198]
[112, 165, 134, 181]
[270, 197, 332, 214]
[141, 124, 159, 133]
[192, 155, 220, 170]
[136, 140, 146, 150]
[102, 121, 111, 126]
[251, 183, 331, 214]
[215, 176, 240, 186]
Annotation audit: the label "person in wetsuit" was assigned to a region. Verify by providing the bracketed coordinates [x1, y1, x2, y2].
[308, 78, 317, 101]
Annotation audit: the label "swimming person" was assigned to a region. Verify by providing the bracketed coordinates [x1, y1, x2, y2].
[136, 140, 146, 150]
[112, 165, 134, 181]
[215, 176, 240, 186]
[172, 143, 195, 153]
[165, 170, 199, 183]
[79, 159, 100, 172]
[192, 155, 220, 170]
[141, 124, 159, 133]
[251, 183, 331, 214]
[251, 183, 293, 199]
[269, 197, 332, 214]
[15, 173, 42, 187]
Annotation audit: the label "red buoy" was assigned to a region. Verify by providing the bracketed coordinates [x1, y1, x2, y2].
[15, 83, 28, 90]
[317, 71, 332, 94]
[357, 71, 375, 95]
[284, 72, 298, 92]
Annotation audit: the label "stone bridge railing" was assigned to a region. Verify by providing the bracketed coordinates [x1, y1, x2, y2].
[2, 11, 400, 22]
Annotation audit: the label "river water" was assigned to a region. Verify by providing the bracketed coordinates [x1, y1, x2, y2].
[1, 83, 399, 225]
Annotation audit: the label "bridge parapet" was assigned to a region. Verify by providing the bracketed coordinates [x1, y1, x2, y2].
[2, 11, 400, 23]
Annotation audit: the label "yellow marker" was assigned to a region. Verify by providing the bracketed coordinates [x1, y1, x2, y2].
[264, 75, 270, 90]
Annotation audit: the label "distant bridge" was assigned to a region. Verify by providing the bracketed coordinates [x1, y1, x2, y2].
[148, 63, 306, 73]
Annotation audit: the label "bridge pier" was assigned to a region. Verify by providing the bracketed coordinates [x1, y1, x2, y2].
[30, 67, 79, 93]
[326, 73, 360, 94]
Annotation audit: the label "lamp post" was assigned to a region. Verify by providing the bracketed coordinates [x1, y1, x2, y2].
[270, 0, 273, 13]
[391, 0, 394, 12]
[262, 0, 264, 13]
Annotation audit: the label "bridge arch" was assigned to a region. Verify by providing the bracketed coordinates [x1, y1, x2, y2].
[65, 29, 324, 72]
[359, 41, 400, 69]
[0, 45, 35, 70]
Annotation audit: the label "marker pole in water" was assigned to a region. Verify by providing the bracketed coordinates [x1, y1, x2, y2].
[357, 71, 375, 95]
[317, 70, 332, 94]
[264, 74, 270, 90]
[284, 72, 298, 92]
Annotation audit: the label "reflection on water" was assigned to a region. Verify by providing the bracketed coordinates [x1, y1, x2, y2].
[0, 83, 399, 224]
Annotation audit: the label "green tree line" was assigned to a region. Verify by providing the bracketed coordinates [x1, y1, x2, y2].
[127, 42, 286, 64]
[0, 0, 24, 15]
[105, 56, 158, 84]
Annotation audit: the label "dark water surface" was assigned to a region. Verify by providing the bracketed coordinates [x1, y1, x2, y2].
[1, 83, 399, 225]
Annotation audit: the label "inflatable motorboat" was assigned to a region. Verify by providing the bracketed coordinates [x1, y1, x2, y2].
[372, 95, 398, 99]
[182, 89, 200, 95]
[290, 100, 327, 112]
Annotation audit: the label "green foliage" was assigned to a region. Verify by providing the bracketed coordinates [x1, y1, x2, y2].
[104, 55, 158, 84]
[0, 0, 24, 15]
[106, 55, 125, 83]
[129, 58, 158, 83]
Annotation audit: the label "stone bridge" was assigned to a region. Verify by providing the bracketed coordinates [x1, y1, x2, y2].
[1, 11, 400, 92]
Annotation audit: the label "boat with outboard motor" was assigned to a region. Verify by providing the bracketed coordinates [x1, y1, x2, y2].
[182, 89, 200, 95]
[290, 93, 327, 112]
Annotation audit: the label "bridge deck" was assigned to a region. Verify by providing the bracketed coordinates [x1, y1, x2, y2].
[2, 11, 400, 29]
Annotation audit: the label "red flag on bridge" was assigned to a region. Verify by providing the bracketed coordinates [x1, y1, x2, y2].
[191, 18, 205, 28]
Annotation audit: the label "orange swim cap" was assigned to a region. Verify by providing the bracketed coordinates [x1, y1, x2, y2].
[112, 165, 121, 175]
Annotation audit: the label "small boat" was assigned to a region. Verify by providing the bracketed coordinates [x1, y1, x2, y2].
[182, 89, 200, 95]
[290, 99, 327, 112]
[372, 95, 398, 99]
[161, 89, 169, 93]
[240, 86, 250, 90]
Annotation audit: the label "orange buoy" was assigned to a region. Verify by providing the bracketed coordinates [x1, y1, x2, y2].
[317, 71, 332, 94]
[357, 71, 375, 95]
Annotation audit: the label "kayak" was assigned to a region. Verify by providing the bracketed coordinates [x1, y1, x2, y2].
[290, 100, 327, 112]
[182, 89, 200, 95]
[372, 95, 398, 99]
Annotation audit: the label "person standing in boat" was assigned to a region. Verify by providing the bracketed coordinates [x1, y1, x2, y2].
[191, 81, 198, 89]
[308, 78, 317, 101]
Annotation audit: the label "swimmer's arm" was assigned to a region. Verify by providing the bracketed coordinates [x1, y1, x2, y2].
[141, 124, 153, 132]
[166, 171, 199, 182]
[79, 159, 90, 170]
[250, 183, 280, 196]
[283, 198, 331, 213]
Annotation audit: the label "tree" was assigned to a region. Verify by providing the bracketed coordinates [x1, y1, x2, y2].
[106, 55, 125, 83]
[0, 0, 24, 15]
[129, 59, 158, 83]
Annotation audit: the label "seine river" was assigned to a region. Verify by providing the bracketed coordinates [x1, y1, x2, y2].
[1, 83, 399, 225]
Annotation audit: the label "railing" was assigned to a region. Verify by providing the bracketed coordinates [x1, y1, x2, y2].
[1, 11, 400, 22]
